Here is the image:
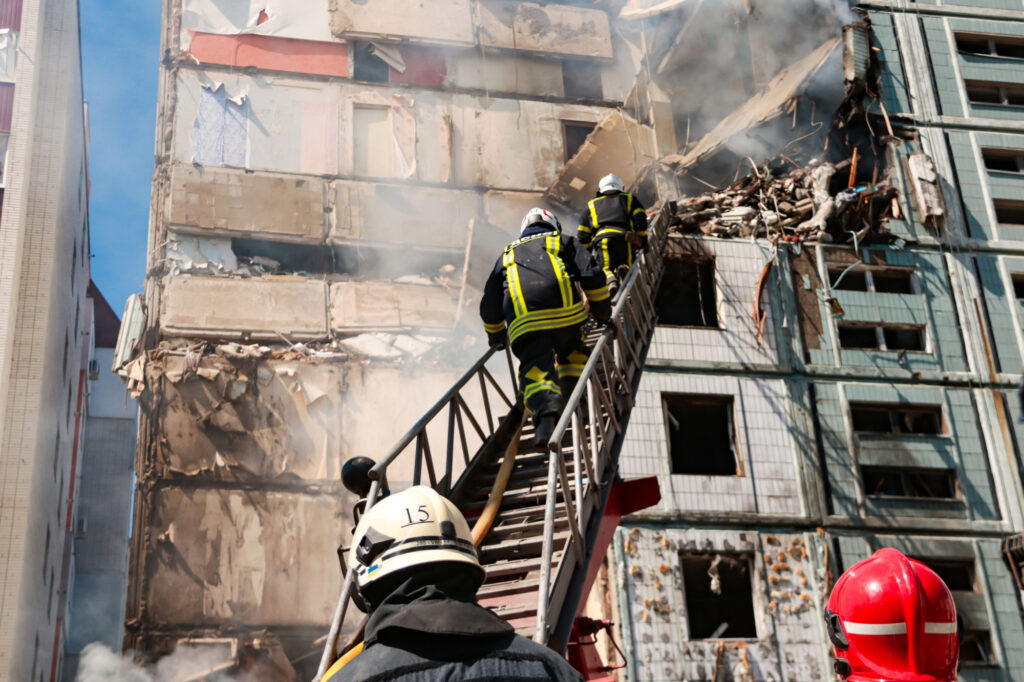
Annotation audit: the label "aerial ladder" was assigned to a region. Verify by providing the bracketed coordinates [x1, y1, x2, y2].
[315, 206, 672, 681]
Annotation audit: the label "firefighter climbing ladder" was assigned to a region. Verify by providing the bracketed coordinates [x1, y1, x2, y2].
[315, 207, 669, 680]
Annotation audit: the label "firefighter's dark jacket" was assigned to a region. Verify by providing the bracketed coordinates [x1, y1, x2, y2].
[326, 564, 583, 682]
[480, 226, 609, 345]
[577, 190, 648, 248]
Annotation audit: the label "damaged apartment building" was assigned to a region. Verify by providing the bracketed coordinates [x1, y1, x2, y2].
[122, 0, 1024, 680]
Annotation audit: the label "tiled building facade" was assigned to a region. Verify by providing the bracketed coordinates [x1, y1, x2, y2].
[613, 1, 1024, 680]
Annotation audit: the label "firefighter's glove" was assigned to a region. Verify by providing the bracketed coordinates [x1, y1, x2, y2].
[625, 232, 644, 247]
[590, 299, 612, 325]
[487, 330, 508, 350]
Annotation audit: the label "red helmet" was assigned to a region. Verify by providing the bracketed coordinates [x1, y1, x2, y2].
[825, 548, 959, 682]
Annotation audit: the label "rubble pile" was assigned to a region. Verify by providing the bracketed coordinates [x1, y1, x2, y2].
[668, 152, 902, 246]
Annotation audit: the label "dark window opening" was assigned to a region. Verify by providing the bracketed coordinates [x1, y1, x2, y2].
[681, 554, 758, 639]
[664, 394, 738, 476]
[655, 257, 718, 327]
[982, 148, 1024, 174]
[960, 629, 994, 664]
[956, 32, 1024, 60]
[562, 58, 603, 100]
[862, 467, 957, 499]
[910, 558, 976, 591]
[229, 237, 458, 280]
[884, 327, 925, 351]
[1011, 274, 1024, 300]
[352, 42, 390, 83]
[872, 270, 915, 294]
[838, 325, 924, 351]
[838, 326, 880, 350]
[562, 121, 596, 163]
[966, 80, 1024, 107]
[830, 269, 868, 291]
[850, 403, 944, 435]
[994, 199, 1024, 227]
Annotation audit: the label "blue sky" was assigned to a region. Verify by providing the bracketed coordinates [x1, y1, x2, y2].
[81, 0, 162, 315]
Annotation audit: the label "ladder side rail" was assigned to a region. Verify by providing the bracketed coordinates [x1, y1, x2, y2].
[533, 207, 670, 645]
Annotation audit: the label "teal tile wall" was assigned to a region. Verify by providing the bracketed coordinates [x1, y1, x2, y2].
[868, 10, 914, 115]
[976, 255, 1023, 374]
[806, 249, 967, 372]
[815, 382, 999, 521]
[923, 17, 968, 118]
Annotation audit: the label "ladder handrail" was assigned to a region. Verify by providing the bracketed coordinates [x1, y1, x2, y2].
[534, 208, 668, 645]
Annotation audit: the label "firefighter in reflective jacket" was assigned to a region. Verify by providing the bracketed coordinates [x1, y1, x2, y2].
[480, 208, 611, 446]
[578, 173, 647, 294]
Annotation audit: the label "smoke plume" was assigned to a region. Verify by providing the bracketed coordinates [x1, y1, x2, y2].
[75, 643, 255, 682]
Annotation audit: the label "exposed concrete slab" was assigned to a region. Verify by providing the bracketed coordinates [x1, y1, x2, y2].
[546, 110, 657, 208]
[329, 281, 457, 332]
[332, 181, 477, 250]
[169, 164, 327, 242]
[328, 0, 475, 46]
[145, 488, 347, 626]
[161, 276, 328, 340]
[477, 1, 613, 59]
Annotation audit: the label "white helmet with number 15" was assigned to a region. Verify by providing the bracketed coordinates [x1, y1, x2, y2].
[348, 486, 481, 595]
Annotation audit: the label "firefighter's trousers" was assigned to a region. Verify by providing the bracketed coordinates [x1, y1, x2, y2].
[511, 325, 590, 420]
[593, 236, 635, 291]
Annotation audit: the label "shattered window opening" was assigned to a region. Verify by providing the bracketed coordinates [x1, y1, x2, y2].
[960, 629, 995, 665]
[229, 237, 460, 280]
[680, 553, 758, 640]
[909, 557, 976, 592]
[850, 402, 944, 436]
[837, 324, 925, 352]
[861, 466, 958, 500]
[966, 80, 1024, 108]
[981, 148, 1024, 174]
[562, 120, 596, 163]
[655, 257, 718, 328]
[956, 33, 1024, 61]
[562, 58, 603, 100]
[994, 199, 1024, 228]
[663, 394, 739, 476]
[1010, 274, 1024, 301]
[352, 41, 390, 83]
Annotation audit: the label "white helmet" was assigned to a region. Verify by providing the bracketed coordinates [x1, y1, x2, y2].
[348, 486, 481, 596]
[520, 207, 561, 235]
[599, 173, 624, 194]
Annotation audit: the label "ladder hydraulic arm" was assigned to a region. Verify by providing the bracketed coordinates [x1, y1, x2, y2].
[315, 206, 671, 681]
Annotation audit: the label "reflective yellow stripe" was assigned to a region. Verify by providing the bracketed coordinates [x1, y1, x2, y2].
[584, 285, 610, 302]
[596, 227, 626, 240]
[589, 199, 599, 234]
[483, 321, 505, 333]
[557, 364, 586, 378]
[510, 314, 589, 344]
[524, 381, 561, 400]
[627, 193, 633, 217]
[503, 247, 527, 318]
[633, 208, 646, 215]
[508, 302, 586, 337]
[508, 306, 588, 344]
[545, 235, 571, 308]
[601, 240, 613, 278]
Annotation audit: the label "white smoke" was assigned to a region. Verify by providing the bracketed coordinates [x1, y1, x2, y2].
[75, 643, 254, 682]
